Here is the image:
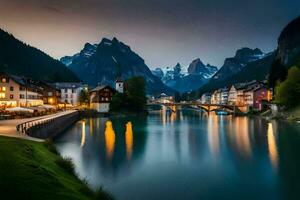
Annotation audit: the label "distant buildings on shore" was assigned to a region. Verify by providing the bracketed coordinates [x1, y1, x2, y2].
[200, 80, 272, 111]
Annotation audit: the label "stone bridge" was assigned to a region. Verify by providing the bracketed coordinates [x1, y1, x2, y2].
[147, 102, 248, 114]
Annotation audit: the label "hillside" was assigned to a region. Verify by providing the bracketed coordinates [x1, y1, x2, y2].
[0, 29, 79, 82]
[269, 16, 300, 87]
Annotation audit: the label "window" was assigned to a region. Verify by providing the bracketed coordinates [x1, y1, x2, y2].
[48, 92, 53, 96]
[1, 78, 7, 83]
[20, 86, 25, 91]
[10, 86, 13, 91]
[65, 94, 68, 98]
[72, 89, 76, 93]
[10, 94, 13, 99]
[20, 94, 25, 99]
[70, 100, 73, 104]
[0, 87, 6, 92]
[64, 89, 67, 93]
[0, 93, 5, 98]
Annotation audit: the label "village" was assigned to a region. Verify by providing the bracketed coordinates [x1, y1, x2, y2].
[0, 70, 275, 118]
[0, 72, 123, 118]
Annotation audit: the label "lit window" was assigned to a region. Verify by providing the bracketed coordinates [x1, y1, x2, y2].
[0, 93, 5, 98]
[2, 78, 7, 83]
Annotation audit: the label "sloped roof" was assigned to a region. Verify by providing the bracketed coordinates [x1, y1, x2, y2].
[90, 85, 116, 93]
[53, 82, 83, 89]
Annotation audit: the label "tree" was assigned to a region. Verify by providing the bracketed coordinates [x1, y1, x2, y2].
[110, 76, 147, 112]
[78, 89, 89, 106]
[110, 93, 125, 111]
[125, 76, 147, 112]
[275, 66, 300, 108]
[174, 91, 181, 102]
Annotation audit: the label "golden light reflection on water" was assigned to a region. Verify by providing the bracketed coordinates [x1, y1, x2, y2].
[105, 120, 115, 160]
[161, 105, 177, 125]
[207, 114, 220, 157]
[235, 117, 252, 157]
[267, 122, 278, 171]
[125, 122, 133, 160]
[89, 119, 94, 135]
[81, 121, 86, 148]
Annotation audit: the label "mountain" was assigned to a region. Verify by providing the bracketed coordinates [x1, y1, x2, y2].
[269, 16, 300, 87]
[197, 48, 274, 95]
[198, 52, 276, 95]
[153, 59, 218, 93]
[0, 29, 79, 82]
[61, 43, 98, 67]
[188, 58, 218, 77]
[61, 37, 173, 95]
[151, 68, 164, 79]
[211, 47, 265, 81]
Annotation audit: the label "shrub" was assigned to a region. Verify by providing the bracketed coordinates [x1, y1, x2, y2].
[275, 66, 300, 108]
[44, 139, 59, 155]
[55, 156, 75, 175]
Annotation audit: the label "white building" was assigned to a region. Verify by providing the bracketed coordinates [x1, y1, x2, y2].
[115, 78, 124, 93]
[201, 93, 212, 104]
[228, 85, 237, 105]
[53, 82, 84, 106]
[220, 87, 229, 105]
[211, 89, 221, 104]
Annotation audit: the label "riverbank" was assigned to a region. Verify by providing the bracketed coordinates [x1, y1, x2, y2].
[262, 106, 300, 122]
[0, 136, 113, 200]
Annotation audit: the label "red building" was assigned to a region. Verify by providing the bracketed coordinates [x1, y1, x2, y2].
[244, 86, 272, 110]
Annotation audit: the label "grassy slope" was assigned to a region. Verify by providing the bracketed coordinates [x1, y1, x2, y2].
[0, 136, 111, 200]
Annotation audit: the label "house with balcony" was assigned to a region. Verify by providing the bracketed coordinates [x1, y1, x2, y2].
[0, 73, 43, 108]
[90, 85, 116, 113]
[244, 85, 272, 110]
[36, 82, 61, 106]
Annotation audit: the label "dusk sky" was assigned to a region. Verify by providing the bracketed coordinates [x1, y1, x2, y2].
[1, 0, 300, 68]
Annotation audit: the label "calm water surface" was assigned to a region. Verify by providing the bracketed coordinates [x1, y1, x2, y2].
[54, 110, 300, 200]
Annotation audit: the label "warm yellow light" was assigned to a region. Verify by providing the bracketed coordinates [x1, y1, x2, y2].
[105, 121, 115, 159]
[2, 87, 6, 91]
[81, 121, 86, 148]
[0, 93, 5, 98]
[49, 98, 53, 104]
[267, 122, 278, 171]
[125, 122, 133, 160]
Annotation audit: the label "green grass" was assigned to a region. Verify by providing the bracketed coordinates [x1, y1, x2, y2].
[0, 136, 114, 200]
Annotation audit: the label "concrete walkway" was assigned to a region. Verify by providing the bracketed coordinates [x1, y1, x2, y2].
[0, 110, 77, 142]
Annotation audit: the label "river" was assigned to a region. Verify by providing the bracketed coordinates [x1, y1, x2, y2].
[54, 109, 300, 200]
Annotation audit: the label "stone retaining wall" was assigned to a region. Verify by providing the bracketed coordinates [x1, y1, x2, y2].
[26, 111, 79, 139]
